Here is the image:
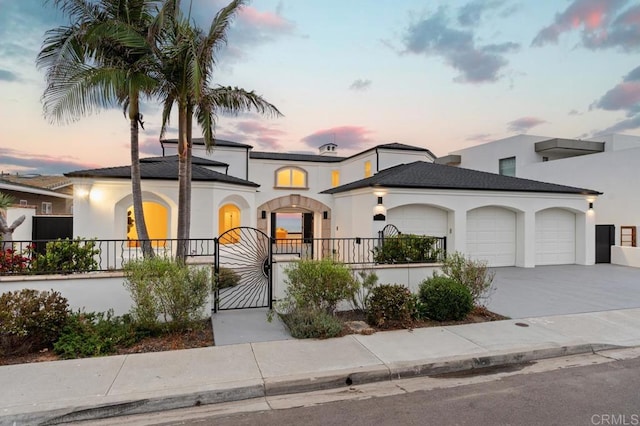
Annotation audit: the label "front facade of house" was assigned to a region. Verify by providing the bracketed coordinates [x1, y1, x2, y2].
[66, 139, 599, 267]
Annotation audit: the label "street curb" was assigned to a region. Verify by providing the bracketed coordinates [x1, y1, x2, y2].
[0, 343, 624, 426]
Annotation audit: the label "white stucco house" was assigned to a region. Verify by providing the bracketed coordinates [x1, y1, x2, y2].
[439, 133, 640, 263]
[66, 139, 600, 267]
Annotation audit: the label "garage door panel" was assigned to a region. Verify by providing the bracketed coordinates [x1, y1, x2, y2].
[535, 209, 576, 265]
[467, 207, 516, 267]
[387, 205, 448, 237]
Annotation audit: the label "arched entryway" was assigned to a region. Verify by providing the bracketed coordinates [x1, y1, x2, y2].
[256, 195, 332, 259]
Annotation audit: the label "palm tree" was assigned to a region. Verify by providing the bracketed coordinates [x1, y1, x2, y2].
[37, 0, 173, 257]
[158, 0, 281, 259]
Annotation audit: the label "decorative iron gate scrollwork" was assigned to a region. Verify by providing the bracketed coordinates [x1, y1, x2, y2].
[214, 227, 273, 311]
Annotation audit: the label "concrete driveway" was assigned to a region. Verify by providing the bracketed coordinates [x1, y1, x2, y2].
[486, 264, 640, 319]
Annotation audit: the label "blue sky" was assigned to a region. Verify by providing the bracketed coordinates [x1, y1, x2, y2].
[0, 0, 639, 174]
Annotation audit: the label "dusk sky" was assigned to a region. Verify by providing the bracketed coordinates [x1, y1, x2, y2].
[1, 0, 640, 174]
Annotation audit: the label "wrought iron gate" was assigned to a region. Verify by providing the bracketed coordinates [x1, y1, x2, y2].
[213, 227, 273, 311]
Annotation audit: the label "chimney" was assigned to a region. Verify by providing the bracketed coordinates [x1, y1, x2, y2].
[319, 143, 338, 156]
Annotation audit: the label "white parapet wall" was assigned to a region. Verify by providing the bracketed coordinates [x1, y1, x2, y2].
[611, 246, 640, 268]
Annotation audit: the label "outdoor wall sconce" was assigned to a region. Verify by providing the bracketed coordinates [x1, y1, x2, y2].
[373, 196, 386, 221]
[323, 211, 328, 220]
[261, 210, 266, 219]
[589, 202, 594, 210]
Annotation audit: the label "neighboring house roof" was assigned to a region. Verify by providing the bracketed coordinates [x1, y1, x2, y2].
[160, 138, 253, 149]
[250, 151, 346, 162]
[65, 160, 259, 187]
[321, 161, 601, 195]
[359, 143, 437, 159]
[141, 155, 228, 167]
[0, 174, 72, 191]
[0, 179, 73, 199]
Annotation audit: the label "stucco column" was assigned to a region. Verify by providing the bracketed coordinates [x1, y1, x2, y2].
[517, 211, 536, 268]
[450, 210, 466, 255]
[577, 210, 595, 265]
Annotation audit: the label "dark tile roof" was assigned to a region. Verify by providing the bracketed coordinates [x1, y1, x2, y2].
[250, 151, 346, 162]
[65, 161, 259, 187]
[160, 138, 252, 149]
[373, 143, 436, 158]
[321, 161, 601, 195]
[0, 174, 72, 190]
[141, 155, 227, 167]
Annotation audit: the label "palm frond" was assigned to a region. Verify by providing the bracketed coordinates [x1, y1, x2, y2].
[208, 86, 283, 118]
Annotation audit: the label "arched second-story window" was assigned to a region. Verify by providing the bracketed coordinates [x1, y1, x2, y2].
[275, 166, 307, 189]
[127, 202, 168, 247]
[219, 204, 241, 243]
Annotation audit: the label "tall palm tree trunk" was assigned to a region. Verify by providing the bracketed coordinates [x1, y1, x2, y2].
[176, 102, 189, 261]
[129, 92, 154, 258]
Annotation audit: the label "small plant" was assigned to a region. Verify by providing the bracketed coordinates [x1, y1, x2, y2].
[0, 248, 31, 274]
[123, 258, 210, 331]
[350, 269, 379, 312]
[31, 238, 99, 274]
[373, 234, 442, 264]
[418, 276, 473, 321]
[279, 308, 344, 339]
[366, 284, 416, 328]
[53, 310, 137, 359]
[440, 252, 496, 306]
[216, 267, 241, 289]
[0, 289, 69, 356]
[283, 259, 358, 314]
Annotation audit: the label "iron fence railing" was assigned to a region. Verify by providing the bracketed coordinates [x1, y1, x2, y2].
[0, 234, 446, 276]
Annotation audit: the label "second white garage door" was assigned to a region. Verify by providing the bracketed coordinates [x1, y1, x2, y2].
[467, 207, 516, 267]
[535, 208, 576, 265]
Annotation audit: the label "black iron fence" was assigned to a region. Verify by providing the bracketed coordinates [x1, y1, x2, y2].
[0, 234, 446, 276]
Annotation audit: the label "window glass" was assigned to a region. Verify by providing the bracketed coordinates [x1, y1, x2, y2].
[364, 161, 372, 178]
[499, 157, 516, 177]
[331, 170, 340, 187]
[218, 204, 241, 244]
[275, 167, 307, 188]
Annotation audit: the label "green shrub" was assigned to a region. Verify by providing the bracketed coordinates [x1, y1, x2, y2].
[373, 234, 442, 264]
[53, 310, 137, 359]
[418, 276, 473, 321]
[217, 267, 241, 289]
[350, 269, 379, 312]
[31, 238, 99, 274]
[123, 258, 210, 331]
[366, 284, 416, 328]
[279, 308, 344, 339]
[0, 289, 69, 355]
[440, 252, 495, 306]
[283, 259, 358, 314]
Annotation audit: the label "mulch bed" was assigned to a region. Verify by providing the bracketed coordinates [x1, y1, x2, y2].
[1, 308, 506, 366]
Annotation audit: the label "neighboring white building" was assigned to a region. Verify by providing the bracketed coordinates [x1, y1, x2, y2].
[66, 139, 600, 267]
[441, 134, 640, 249]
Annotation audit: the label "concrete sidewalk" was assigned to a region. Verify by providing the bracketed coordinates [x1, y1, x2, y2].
[3, 308, 640, 426]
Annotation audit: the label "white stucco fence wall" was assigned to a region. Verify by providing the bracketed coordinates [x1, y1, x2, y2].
[611, 246, 640, 268]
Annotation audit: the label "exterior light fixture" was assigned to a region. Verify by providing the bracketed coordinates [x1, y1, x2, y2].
[373, 196, 386, 221]
[589, 202, 594, 210]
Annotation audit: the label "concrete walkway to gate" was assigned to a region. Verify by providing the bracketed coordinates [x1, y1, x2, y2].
[212, 308, 292, 346]
[487, 264, 640, 319]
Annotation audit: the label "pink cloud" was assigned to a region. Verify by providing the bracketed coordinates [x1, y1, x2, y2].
[507, 117, 547, 133]
[301, 126, 374, 151]
[594, 81, 640, 111]
[234, 120, 285, 150]
[238, 6, 294, 31]
[532, 0, 623, 45]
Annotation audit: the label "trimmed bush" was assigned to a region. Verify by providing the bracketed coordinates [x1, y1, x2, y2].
[440, 252, 495, 306]
[54, 310, 137, 359]
[283, 259, 358, 314]
[0, 289, 69, 356]
[217, 267, 241, 289]
[123, 258, 210, 330]
[31, 238, 99, 274]
[419, 276, 473, 321]
[366, 284, 415, 328]
[373, 234, 442, 264]
[279, 308, 344, 339]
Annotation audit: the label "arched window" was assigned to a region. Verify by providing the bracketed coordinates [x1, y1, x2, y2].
[219, 204, 241, 243]
[275, 167, 307, 188]
[364, 161, 372, 178]
[127, 202, 168, 247]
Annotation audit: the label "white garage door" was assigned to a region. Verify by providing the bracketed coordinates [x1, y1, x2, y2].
[387, 204, 448, 236]
[535, 209, 576, 265]
[467, 207, 516, 267]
